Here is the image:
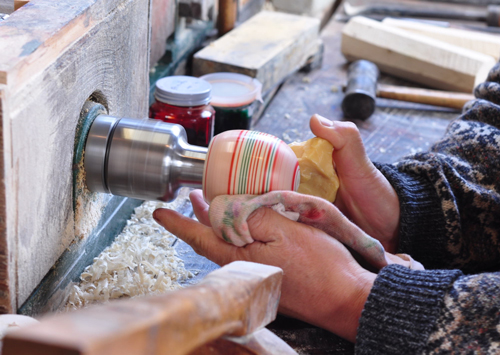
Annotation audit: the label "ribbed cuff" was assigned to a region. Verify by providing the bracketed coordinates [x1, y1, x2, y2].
[375, 163, 449, 268]
[355, 265, 463, 355]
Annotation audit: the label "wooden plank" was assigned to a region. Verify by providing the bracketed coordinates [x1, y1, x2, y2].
[341, 16, 496, 92]
[3, 262, 285, 355]
[193, 11, 320, 92]
[0, 0, 151, 311]
[382, 17, 500, 61]
[150, 0, 176, 67]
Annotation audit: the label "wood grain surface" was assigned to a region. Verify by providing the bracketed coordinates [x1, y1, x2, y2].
[341, 16, 496, 93]
[0, 0, 150, 311]
[3, 262, 285, 355]
[193, 11, 320, 92]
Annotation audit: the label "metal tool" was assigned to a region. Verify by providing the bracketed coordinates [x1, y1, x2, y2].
[342, 60, 475, 120]
[344, 1, 500, 26]
[84, 115, 207, 202]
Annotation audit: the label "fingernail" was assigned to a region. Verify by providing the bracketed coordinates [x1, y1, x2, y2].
[153, 210, 161, 223]
[315, 114, 333, 127]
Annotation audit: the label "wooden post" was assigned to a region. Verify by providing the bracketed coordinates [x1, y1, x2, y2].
[218, 0, 237, 35]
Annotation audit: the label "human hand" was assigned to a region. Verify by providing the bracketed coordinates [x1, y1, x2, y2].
[153, 190, 376, 343]
[309, 114, 400, 253]
[207, 190, 389, 270]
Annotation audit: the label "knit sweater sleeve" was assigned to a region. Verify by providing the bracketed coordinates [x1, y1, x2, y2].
[355, 63, 500, 354]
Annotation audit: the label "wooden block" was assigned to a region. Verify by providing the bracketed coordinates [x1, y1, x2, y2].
[382, 18, 500, 61]
[150, 0, 176, 67]
[2, 261, 287, 355]
[193, 11, 320, 92]
[0, 0, 150, 312]
[341, 16, 496, 93]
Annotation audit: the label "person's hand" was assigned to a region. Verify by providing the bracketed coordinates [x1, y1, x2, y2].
[153, 190, 376, 343]
[309, 114, 400, 253]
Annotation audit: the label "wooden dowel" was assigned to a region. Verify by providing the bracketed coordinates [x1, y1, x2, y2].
[218, 0, 237, 36]
[377, 84, 475, 110]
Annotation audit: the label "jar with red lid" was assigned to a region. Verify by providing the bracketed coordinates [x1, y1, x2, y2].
[149, 76, 215, 147]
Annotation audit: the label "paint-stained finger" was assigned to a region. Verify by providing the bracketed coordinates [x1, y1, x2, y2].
[189, 189, 211, 226]
[153, 208, 236, 266]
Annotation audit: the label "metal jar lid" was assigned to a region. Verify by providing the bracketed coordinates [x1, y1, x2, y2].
[154, 76, 212, 107]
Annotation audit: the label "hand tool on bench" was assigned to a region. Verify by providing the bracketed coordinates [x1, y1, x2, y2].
[341, 16, 496, 93]
[344, 0, 500, 27]
[2, 261, 296, 355]
[342, 60, 476, 120]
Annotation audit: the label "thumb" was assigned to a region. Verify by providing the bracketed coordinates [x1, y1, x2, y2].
[309, 114, 376, 180]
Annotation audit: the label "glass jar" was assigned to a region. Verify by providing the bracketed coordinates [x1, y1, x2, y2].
[200, 72, 262, 135]
[149, 76, 215, 147]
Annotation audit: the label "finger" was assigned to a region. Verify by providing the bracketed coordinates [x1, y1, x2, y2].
[309, 114, 375, 180]
[246, 206, 315, 244]
[189, 189, 211, 226]
[153, 208, 236, 266]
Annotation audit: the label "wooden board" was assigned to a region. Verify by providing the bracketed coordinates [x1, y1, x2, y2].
[341, 16, 496, 92]
[3, 261, 287, 355]
[193, 11, 320, 92]
[150, 0, 176, 67]
[0, 0, 151, 312]
[382, 18, 500, 61]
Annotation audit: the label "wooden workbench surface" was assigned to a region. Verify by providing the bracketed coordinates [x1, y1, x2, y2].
[176, 14, 458, 355]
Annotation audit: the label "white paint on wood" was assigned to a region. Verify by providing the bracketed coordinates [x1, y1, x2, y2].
[341, 16, 496, 93]
[193, 11, 320, 92]
[0, 0, 151, 310]
[382, 18, 500, 61]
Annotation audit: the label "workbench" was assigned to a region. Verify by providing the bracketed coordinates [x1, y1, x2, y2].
[175, 13, 457, 355]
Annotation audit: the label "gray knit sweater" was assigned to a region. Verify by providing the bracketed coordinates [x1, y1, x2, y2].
[355, 63, 500, 354]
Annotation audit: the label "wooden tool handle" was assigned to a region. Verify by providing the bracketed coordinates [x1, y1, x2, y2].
[377, 84, 475, 110]
[14, 0, 30, 10]
[3, 261, 284, 355]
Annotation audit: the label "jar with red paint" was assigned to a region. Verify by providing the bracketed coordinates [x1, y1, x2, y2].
[149, 76, 215, 147]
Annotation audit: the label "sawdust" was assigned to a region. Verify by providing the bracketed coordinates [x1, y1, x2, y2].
[73, 158, 109, 240]
[65, 189, 193, 311]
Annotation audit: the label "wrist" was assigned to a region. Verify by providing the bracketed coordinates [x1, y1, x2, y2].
[318, 267, 376, 343]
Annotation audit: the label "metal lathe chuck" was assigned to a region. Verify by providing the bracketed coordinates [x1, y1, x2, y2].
[84, 114, 207, 202]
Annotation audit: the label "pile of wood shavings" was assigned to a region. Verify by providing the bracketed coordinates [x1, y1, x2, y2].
[65, 194, 193, 311]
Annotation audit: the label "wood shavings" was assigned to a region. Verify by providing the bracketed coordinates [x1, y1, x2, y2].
[65, 192, 193, 311]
